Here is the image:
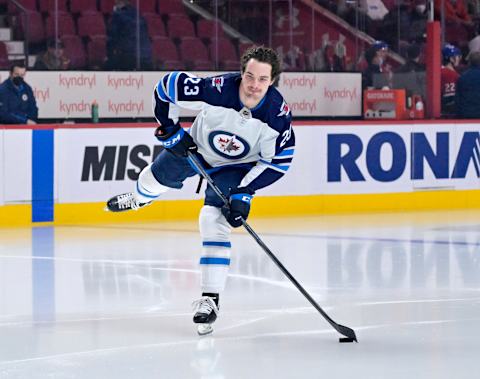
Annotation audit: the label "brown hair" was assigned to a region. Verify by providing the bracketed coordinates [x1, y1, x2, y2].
[240, 45, 282, 81]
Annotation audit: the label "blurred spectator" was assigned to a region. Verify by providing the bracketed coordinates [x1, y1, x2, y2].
[435, 0, 475, 43]
[33, 39, 70, 70]
[364, 0, 389, 20]
[381, 0, 412, 51]
[441, 44, 462, 116]
[315, 0, 337, 12]
[455, 51, 480, 117]
[435, 0, 473, 25]
[106, 0, 152, 70]
[362, 41, 391, 89]
[337, 0, 357, 23]
[409, 1, 429, 43]
[278, 45, 305, 71]
[393, 43, 426, 98]
[467, 0, 480, 16]
[468, 34, 480, 55]
[321, 44, 346, 72]
[0, 63, 38, 124]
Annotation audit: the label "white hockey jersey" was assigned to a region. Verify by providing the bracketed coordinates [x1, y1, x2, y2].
[153, 72, 295, 191]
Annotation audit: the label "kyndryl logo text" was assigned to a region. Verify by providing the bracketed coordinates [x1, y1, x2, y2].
[327, 131, 480, 182]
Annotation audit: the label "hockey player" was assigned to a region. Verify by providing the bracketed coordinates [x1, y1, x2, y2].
[441, 44, 462, 117]
[106, 46, 295, 335]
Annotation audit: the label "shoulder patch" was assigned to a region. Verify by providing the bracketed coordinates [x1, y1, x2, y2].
[211, 76, 224, 93]
[277, 100, 291, 117]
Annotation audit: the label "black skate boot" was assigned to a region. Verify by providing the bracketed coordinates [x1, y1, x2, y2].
[192, 295, 219, 336]
[105, 192, 152, 212]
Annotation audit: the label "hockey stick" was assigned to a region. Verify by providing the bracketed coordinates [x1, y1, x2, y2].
[187, 152, 358, 342]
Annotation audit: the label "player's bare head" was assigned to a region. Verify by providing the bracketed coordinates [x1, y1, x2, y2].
[10, 62, 26, 74]
[240, 46, 281, 82]
[9, 62, 26, 79]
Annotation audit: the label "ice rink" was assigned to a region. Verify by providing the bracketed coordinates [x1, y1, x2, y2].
[0, 210, 479, 378]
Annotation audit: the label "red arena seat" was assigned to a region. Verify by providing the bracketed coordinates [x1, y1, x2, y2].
[167, 14, 195, 39]
[179, 36, 214, 70]
[17, 11, 45, 44]
[38, 0, 68, 13]
[144, 13, 167, 39]
[158, 0, 186, 16]
[77, 12, 106, 38]
[61, 35, 86, 69]
[151, 36, 182, 69]
[70, 0, 98, 14]
[197, 19, 225, 40]
[45, 12, 76, 39]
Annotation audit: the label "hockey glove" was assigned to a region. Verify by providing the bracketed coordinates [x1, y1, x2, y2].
[155, 124, 197, 157]
[221, 187, 255, 228]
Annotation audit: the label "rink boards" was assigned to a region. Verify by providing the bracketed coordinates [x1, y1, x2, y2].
[1, 120, 480, 225]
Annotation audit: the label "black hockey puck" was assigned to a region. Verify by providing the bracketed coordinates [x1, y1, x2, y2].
[339, 337, 356, 343]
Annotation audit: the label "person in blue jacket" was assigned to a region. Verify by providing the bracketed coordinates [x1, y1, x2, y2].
[0, 63, 38, 124]
[456, 51, 480, 118]
[106, 0, 152, 70]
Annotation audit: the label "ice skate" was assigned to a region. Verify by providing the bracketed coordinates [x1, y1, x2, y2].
[192, 296, 219, 336]
[105, 192, 152, 212]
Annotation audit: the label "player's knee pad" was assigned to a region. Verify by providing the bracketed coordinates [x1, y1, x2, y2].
[199, 205, 231, 242]
[136, 163, 169, 202]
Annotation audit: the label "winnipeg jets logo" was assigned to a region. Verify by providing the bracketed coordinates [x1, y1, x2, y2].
[277, 100, 290, 117]
[218, 136, 240, 153]
[212, 76, 224, 93]
[208, 131, 250, 159]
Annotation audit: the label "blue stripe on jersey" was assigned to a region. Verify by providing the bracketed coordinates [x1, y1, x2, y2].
[276, 148, 294, 157]
[168, 71, 180, 103]
[260, 159, 290, 172]
[156, 80, 171, 103]
[32, 129, 54, 222]
[202, 241, 232, 248]
[200, 257, 231, 265]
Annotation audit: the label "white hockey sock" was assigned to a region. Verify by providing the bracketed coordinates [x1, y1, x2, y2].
[199, 206, 232, 294]
[135, 163, 169, 203]
[200, 243, 231, 293]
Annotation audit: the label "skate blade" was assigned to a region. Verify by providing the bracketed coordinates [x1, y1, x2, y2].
[197, 324, 213, 336]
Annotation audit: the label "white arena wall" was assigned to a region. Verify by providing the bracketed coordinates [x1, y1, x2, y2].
[1, 121, 480, 226]
[0, 71, 362, 118]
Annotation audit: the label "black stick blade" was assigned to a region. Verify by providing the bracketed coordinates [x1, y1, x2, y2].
[335, 324, 358, 342]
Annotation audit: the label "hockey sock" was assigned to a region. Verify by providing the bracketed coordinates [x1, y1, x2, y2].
[135, 163, 169, 203]
[199, 206, 232, 294]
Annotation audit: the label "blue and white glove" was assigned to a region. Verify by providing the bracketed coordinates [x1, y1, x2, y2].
[155, 124, 197, 157]
[221, 187, 255, 228]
